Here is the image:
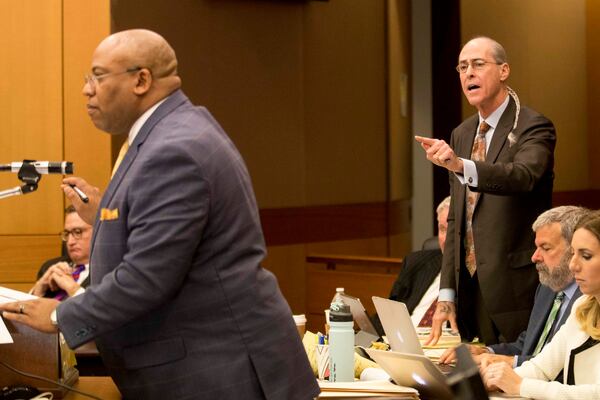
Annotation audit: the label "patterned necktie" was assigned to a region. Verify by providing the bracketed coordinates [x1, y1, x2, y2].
[533, 291, 565, 356]
[111, 140, 130, 178]
[464, 121, 490, 276]
[418, 298, 438, 327]
[54, 264, 86, 301]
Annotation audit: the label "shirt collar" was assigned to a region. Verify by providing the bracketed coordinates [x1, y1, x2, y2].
[127, 98, 168, 145]
[479, 94, 510, 130]
[562, 280, 579, 300]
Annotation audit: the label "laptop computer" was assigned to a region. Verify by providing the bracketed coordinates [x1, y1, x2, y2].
[365, 348, 454, 400]
[372, 296, 455, 374]
[336, 293, 384, 347]
[372, 296, 424, 354]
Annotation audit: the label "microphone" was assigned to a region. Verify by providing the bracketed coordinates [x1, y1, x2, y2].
[0, 161, 73, 174]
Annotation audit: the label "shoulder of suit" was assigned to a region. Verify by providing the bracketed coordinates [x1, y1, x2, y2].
[453, 113, 479, 134]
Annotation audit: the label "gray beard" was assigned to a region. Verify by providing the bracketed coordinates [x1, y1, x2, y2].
[536, 251, 574, 292]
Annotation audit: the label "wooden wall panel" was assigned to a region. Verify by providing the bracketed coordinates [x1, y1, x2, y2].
[0, 1, 64, 234]
[587, 0, 600, 189]
[63, 0, 112, 192]
[0, 236, 61, 286]
[1, 1, 110, 290]
[460, 0, 589, 192]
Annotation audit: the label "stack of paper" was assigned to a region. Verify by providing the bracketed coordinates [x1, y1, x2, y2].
[0, 286, 37, 344]
[318, 379, 419, 399]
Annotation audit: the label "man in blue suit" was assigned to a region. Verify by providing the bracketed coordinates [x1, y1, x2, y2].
[439, 206, 588, 368]
[1, 29, 319, 400]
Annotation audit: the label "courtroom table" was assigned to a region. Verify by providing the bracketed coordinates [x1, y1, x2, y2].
[64, 377, 120, 400]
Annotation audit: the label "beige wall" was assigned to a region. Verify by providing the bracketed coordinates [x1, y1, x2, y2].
[0, 1, 111, 290]
[461, 0, 589, 192]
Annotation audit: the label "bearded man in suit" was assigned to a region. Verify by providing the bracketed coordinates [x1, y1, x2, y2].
[415, 36, 556, 346]
[1, 29, 318, 400]
[439, 206, 588, 371]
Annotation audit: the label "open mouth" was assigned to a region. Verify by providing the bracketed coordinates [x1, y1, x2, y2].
[467, 84, 480, 91]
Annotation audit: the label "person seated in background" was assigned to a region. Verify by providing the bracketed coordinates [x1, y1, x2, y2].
[30, 205, 92, 300]
[481, 210, 600, 399]
[440, 206, 588, 369]
[373, 196, 451, 331]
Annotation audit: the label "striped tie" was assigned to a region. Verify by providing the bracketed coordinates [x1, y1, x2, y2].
[533, 291, 565, 356]
[54, 264, 86, 301]
[464, 121, 490, 276]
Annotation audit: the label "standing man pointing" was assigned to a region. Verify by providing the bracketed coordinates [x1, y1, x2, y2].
[415, 36, 555, 346]
[1, 29, 318, 400]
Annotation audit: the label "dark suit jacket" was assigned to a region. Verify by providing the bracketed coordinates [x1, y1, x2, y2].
[36, 256, 90, 298]
[389, 249, 443, 314]
[490, 283, 582, 366]
[57, 91, 319, 400]
[442, 96, 556, 342]
[372, 249, 442, 334]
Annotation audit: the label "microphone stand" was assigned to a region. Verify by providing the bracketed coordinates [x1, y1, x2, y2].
[0, 160, 41, 200]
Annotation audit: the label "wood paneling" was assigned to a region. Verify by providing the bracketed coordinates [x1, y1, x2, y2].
[0, 1, 110, 289]
[0, 1, 64, 234]
[305, 263, 398, 333]
[460, 0, 589, 192]
[0, 236, 61, 285]
[553, 190, 600, 210]
[260, 199, 410, 246]
[587, 0, 600, 189]
[63, 0, 112, 192]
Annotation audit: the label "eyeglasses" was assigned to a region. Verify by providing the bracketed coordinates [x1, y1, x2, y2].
[455, 59, 502, 74]
[60, 228, 88, 241]
[84, 66, 143, 89]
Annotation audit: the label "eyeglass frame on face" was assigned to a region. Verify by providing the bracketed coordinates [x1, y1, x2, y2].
[84, 66, 143, 90]
[455, 59, 503, 74]
[60, 228, 89, 242]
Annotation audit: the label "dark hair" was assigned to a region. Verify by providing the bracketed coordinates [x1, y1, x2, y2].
[65, 205, 77, 214]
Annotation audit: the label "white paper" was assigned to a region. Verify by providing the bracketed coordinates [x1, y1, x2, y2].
[0, 285, 37, 304]
[0, 286, 37, 344]
[0, 317, 13, 343]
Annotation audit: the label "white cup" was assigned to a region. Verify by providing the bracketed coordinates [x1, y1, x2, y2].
[293, 314, 307, 337]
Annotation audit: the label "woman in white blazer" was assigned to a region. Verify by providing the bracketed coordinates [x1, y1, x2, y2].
[480, 210, 600, 399]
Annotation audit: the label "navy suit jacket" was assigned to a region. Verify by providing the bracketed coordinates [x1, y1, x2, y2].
[490, 283, 582, 366]
[57, 91, 318, 399]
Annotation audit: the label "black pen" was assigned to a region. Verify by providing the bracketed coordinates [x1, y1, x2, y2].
[70, 184, 89, 203]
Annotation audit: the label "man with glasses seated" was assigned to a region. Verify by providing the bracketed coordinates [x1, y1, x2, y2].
[31, 205, 92, 300]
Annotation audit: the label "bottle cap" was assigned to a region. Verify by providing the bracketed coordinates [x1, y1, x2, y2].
[329, 302, 352, 322]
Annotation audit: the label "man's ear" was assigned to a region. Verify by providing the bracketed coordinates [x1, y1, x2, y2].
[133, 68, 152, 95]
[499, 63, 510, 82]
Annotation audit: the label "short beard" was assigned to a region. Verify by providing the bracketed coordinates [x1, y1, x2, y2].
[536, 252, 574, 292]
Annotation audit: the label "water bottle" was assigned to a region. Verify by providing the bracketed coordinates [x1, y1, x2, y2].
[331, 287, 345, 306]
[328, 299, 354, 382]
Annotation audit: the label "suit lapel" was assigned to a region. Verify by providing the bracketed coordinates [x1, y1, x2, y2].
[524, 287, 556, 353]
[486, 97, 516, 163]
[551, 287, 582, 340]
[89, 90, 189, 260]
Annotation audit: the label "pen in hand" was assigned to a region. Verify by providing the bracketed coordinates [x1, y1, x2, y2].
[69, 184, 89, 203]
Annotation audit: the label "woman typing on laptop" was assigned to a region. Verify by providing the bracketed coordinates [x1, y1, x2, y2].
[481, 211, 600, 399]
